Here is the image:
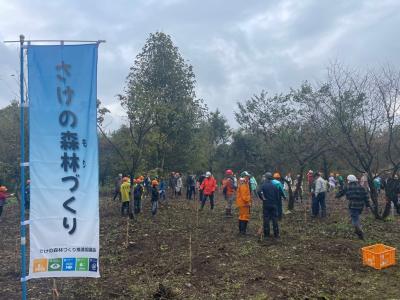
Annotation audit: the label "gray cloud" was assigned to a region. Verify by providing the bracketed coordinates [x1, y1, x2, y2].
[1, 0, 399, 129]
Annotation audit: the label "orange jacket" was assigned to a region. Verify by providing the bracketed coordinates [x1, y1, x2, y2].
[236, 181, 251, 207]
[200, 177, 217, 195]
[222, 177, 235, 196]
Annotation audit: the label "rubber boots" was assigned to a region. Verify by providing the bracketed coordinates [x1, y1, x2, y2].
[243, 221, 248, 234]
[354, 226, 364, 240]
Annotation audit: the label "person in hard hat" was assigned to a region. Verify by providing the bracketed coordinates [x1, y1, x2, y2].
[0, 186, 10, 218]
[236, 176, 251, 234]
[222, 169, 236, 216]
[151, 180, 159, 216]
[272, 173, 286, 220]
[257, 172, 281, 239]
[200, 171, 217, 210]
[133, 178, 144, 214]
[336, 174, 370, 239]
[113, 173, 123, 201]
[120, 177, 131, 216]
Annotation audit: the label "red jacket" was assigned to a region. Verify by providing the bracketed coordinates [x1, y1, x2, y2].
[200, 177, 217, 196]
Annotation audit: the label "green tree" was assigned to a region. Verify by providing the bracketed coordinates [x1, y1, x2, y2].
[119, 32, 205, 176]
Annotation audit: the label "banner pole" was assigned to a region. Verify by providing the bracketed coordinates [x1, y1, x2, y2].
[19, 34, 28, 300]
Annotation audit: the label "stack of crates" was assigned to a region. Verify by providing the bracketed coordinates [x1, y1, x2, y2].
[362, 244, 396, 270]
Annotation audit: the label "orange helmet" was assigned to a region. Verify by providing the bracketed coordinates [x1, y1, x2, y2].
[273, 173, 281, 179]
[0, 186, 8, 192]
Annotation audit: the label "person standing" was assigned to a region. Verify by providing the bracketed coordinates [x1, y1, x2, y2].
[175, 173, 183, 197]
[200, 172, 217, 210]
[158, 177, 166, 201]
[336, 175, 370, 239]
[120, 177, 131, 216]
[151, 180, 159, 216]
[328, 174, 336, 192]
[113, 174, 123, 201]
[272, 173, 286, 220]
[360, 173, 369, 190]
[186, 174, 196, 200]
[336, 173, 344, 192]
[258, 172, 281, 239]
[284, 173, 292, 198]
[197, 174, 206, 203]
[312, 172, 327, 218]
[373, 176, 381, 194]
[223, 169, 236, 216]
[236, 177, 251, 234]
[306, 170, 314, 192]
[133, 178, 144, 214]
[249, 175, 258, 198]
[0, 186, 10, 218]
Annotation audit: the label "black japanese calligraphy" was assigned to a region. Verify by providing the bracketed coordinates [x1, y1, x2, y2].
[62, 176, 79, 192]
[61, 152, 80, 172]
[59, 110, 77, 128]
[60, 131, 79, 150]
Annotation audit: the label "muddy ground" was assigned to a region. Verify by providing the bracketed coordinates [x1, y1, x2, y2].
[1, 191, 399, 299]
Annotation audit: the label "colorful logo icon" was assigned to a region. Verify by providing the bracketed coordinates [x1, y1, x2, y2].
[76, 258, 89, 271]
[89, 258, 97, 272]
[62, 258, 76, 271]
[33, 258, 48, 273]
[48, 258, 62, 271]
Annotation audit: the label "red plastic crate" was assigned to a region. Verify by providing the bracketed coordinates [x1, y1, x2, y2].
[362, 244, 396, 270]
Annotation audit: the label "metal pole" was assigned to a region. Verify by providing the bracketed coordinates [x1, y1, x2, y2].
[19, 34, 27, 300]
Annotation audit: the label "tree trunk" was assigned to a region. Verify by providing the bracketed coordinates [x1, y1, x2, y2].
[290, 165, 305, 210]
[286, 179, 294, 210]
[322, 154, 329, 179]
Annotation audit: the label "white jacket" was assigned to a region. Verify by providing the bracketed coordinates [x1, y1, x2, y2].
[315, 177, 327, 196]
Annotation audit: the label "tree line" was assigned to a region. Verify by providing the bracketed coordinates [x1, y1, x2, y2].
[1, 32, 399, 219]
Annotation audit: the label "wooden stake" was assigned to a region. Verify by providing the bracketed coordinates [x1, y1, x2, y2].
[125, 218, 129, 248]
[196, 198, 199, 227]
[189, 232, 192, 274]
[52, 279, 60, 300]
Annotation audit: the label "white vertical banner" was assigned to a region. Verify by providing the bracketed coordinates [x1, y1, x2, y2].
[28, 44, 100, 279]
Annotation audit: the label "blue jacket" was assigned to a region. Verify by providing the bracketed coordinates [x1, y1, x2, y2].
[258, 180, 280, 207]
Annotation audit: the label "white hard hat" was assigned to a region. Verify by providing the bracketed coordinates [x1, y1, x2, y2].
[347, 174, 357, 183]
[205, 171, 211, 177]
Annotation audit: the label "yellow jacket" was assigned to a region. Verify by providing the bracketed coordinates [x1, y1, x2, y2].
[120, 181, 131, 202]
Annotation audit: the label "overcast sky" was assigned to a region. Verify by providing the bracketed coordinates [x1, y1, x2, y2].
[1, 0, 400, 130]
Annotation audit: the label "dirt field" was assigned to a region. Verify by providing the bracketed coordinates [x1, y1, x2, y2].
[1, 191, 399, 299]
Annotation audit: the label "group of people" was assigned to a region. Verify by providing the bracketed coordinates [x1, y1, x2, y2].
[113, 174, 161, 218]
[108, 168, 400, 241]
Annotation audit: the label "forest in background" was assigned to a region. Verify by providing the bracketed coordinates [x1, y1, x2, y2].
[1, 32, 400, 220]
